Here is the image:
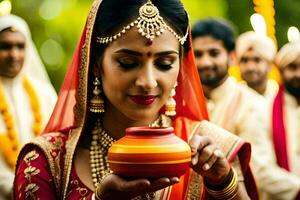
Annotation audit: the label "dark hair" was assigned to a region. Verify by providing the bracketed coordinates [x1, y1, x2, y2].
[191, 18, 236, 52]
[91, 0, 189, 62]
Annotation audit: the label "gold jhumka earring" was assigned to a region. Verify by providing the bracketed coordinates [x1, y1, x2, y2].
[96, 0, 188, 45]
[165, 82, 177, 116]
[89, 77, 105, 113]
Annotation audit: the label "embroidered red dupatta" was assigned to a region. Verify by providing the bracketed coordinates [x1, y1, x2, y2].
[39, 0, 256, 199]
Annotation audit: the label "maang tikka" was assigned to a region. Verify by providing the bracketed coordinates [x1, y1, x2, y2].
[89, 77, 105, 113]
[165, 82, 177, 116]
[96, 0, 188, 45]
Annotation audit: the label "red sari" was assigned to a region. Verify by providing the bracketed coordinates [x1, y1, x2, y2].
[14, 0, 258, 199]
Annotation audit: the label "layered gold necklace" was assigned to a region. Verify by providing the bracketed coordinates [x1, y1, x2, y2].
[0, 76, 42, 168]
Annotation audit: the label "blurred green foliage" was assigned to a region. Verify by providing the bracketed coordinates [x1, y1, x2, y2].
[7, 0, 300, 91]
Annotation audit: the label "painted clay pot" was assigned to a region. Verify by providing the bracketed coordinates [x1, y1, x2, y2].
[108, 126, 191, 178]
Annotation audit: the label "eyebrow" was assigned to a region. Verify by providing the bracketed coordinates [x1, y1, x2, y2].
[114, 49, 179, 56]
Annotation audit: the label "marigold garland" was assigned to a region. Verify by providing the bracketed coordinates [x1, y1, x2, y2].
[0, 76, 42, 169]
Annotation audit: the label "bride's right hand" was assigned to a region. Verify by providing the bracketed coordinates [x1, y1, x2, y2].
[95, 174, 179, 200]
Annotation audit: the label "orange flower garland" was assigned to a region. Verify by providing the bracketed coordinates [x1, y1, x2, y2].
[0, 76, 42, 169]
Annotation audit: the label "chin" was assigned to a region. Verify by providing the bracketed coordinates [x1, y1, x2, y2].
[125, 109, 158, 123]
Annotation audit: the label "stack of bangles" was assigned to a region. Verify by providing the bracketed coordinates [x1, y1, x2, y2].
[204, 168, 238, 200]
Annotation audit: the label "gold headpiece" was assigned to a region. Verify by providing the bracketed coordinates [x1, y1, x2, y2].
[96, 0, 188, 45]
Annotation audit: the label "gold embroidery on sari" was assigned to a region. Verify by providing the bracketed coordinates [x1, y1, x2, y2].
[186, 171, 203, 200]
[24, 150, 39, 165]
[22, 133, 64, 197]
[25, 183, 39, 199]
[24, 166, 40, 182]
[196, 120, 241, 159]
[69, 179, 89, 199]
[22, 150, 40, 199]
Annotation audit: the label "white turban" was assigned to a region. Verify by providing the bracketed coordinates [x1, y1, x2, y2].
[0, 14, 52, 83]
[275, 41, 300, 69]
[236, 31, 276, 63]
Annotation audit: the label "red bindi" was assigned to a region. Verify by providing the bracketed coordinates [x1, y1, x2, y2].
[147, 52, 152, 57]
[146, 39, 153, 46]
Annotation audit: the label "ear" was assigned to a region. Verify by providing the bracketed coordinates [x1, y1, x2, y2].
[228, 50, 237, 67]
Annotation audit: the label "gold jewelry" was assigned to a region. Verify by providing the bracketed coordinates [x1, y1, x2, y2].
[89, 77, 105, 113]
[205, 168, 238, 199]
[96, 0, 188, 45]
[165, 82, 177, 116]
[90, 119, 116, 188]
[0, 76, 42, 169]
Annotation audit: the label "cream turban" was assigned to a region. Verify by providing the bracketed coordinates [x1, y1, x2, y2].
[275, 41, 300, 69]
[236, 31, 276, 62]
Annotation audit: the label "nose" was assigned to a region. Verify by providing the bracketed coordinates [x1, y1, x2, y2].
[244, 61, 256, 71]
[135, 64, 158, 91]
[197, 53, 213, 68]
[8, 47, 21, 59]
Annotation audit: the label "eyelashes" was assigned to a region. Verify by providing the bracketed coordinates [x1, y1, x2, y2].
[117, 60, 175, 71]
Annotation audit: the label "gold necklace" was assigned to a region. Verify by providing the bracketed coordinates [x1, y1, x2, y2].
[0, 76, 42, 168]
[89, 119, 116, 187]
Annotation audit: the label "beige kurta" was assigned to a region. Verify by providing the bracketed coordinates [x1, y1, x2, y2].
[241, 79, 279, 105]
[255, 92, 300, 200]
[205, 77, 300, 200]
[0, 76, 57, 197]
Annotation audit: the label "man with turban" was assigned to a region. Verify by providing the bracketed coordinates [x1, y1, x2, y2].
[191, 19, 300, 200]
[261, 41, 300, 200]
[236, 31, 278, 103]
[0, 14, 57, 199]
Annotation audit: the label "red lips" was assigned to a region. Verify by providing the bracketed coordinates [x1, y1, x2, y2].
[129, 95, 157, 105]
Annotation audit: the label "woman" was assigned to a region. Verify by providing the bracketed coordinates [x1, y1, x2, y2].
[14, 0, 258, 199]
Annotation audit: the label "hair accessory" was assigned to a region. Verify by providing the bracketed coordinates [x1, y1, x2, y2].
[89, 77, 105, 113]
[165, 82, 177, 116]
[96, 0, 188, 45]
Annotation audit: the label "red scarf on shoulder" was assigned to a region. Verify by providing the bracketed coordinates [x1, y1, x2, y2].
[272, 86, 290, 171]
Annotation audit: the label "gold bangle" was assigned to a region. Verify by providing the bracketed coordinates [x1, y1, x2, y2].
[205, 168, 238, 199]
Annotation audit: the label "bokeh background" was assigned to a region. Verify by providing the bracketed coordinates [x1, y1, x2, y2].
[7, 0, 300, 91]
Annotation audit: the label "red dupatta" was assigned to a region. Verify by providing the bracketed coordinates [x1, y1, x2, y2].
[272, 86, 290, 171]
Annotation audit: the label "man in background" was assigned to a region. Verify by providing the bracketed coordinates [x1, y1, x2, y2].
[0, 14, 57, 199]
[265, 41, 300, 200]
[236, 31, 278, 103]
[191, 18, 300, 200]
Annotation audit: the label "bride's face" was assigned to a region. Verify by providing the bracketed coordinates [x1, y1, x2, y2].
[100, 27, 180, 123]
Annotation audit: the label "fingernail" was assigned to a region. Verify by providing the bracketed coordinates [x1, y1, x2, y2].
[202, 163, 210, 171]
[214, 150, 223, 157]
[191, 158, 197, 165]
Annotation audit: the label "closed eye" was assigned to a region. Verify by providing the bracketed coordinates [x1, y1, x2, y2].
[117, 57, 139, 70]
